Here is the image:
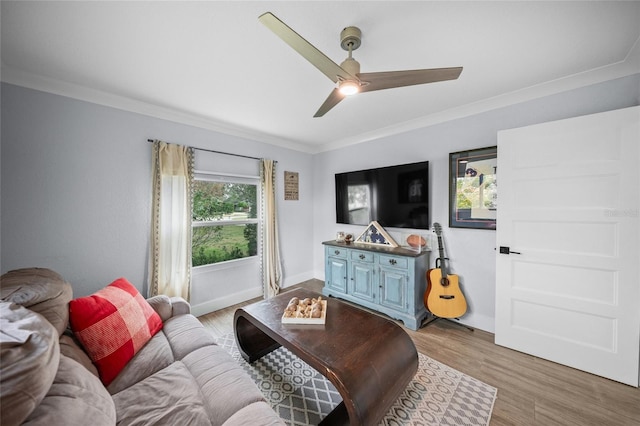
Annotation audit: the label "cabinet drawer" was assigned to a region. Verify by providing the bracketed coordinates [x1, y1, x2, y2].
[350, 250, 374, 263]
[380, 255, 408, 269]
[327, 247, 347, 258]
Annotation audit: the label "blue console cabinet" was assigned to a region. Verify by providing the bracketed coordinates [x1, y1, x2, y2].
[323, 240, 430, 330]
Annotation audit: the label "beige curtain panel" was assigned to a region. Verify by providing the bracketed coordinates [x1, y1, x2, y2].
[149, 140, 194, 300]
[261, 159, 283, 298]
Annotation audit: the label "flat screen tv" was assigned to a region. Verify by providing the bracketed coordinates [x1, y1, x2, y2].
[335, 161, 429, 230]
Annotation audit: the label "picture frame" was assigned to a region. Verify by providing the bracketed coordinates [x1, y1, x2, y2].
[449, 146, 497, 229]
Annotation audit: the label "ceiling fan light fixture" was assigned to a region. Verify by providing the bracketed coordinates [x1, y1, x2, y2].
[338, 80, 360, 96]
[258, 13, 463, 117]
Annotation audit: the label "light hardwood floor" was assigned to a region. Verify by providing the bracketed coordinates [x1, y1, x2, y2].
[198, 279, 640, 425]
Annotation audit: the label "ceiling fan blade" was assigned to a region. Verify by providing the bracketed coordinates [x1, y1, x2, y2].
[314, 88, 345, 117]
[358, 67, 463, 93]
[259, 12, 356, 83]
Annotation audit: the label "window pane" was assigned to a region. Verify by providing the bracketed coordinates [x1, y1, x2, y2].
[192, 178, 259, 267]
[192, 223, 258, 267]
[193, 180, 257, 221]
[348, 184, 371, 224]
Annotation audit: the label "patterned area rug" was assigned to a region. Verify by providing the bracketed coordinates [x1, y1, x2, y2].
[215, 333, 497, 426]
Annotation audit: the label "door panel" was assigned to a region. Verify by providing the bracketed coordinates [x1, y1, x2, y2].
[496, 106, 639, 386]
[351, 262, 375, 302]
[512, 220, 616, 256]
[380, 268, 407, 311]
[512, 261, 616, 304]
[510, 300, 616, 351]
[327, 258, 347, 293]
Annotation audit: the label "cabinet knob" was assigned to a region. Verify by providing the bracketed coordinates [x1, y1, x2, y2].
[359, 254, 365, 260]
[389, 259, 397, 265]
[334, 250, 340, 255]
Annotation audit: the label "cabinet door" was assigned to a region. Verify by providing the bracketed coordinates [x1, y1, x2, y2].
[379, 267, 408, 312]
[327, 257, 347, 293]
[351, 262, 375, 302]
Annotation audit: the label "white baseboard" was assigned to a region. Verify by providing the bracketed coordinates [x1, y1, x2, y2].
[281, 271, 316, 288]
[191, 273, 496, 333]
[191, 270, 318, 317]
[191, 287, 263, 317]
[453, 312, 495, 334]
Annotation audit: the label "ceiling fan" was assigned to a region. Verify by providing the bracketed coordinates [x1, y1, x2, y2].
[259, 12, 463, 117]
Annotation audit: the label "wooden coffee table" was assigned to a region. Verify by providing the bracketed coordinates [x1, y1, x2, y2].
[234, 288, 418, 426]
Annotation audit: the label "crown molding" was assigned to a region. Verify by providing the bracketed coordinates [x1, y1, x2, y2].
[317, 42, 640, 153]
[3, 35, 639, 156]
[0, 64, 315, 154]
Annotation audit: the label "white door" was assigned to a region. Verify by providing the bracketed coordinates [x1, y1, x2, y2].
[495, 106, 640, 386]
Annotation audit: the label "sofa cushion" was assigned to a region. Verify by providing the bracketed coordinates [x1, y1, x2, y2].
[0, 302, 59, 425]
[162, 313, 217, 360]
[106, 328, 174, 394]
[59, 333, 100, 378]
[222, 402, 286, 426]
[0, 267, 73, 336]
[106, 313, 216, 394]
[112, 361, 212, 426]
[113, 344, 280, 426]
[22, 355, 116, 425]
[69, 277, 163, 386]
[182, 345, 268, 425]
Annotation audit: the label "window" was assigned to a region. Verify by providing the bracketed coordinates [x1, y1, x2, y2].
[192, 173, 259, 267]
[347, 184, 371, 224]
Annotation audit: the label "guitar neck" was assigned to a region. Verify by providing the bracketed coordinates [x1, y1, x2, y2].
[437, 235, 448, 277]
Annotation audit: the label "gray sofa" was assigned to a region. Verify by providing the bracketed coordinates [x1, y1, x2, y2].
[0, 268, 285, 426]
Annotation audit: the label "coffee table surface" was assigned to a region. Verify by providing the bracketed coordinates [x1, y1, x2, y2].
[234, 288, 418, 426]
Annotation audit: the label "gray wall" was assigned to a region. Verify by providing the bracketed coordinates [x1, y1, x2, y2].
[312, 73, 640, 332]
[2, 74, 639, 330]
[1, 83, 315, 299]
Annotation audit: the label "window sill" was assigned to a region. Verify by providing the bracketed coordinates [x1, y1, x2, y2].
[192, 255, 259, 275]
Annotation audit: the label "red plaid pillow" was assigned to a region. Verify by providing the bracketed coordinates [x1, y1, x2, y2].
[69, 278, 163, 386]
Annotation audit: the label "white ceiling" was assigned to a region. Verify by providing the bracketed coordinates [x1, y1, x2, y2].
[2, 1, 639, 153]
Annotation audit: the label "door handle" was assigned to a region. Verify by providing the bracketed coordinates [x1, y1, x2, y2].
[499, 246, 522, 255]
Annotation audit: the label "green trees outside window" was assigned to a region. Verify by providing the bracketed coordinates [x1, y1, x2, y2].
[192, 179, 258, 267]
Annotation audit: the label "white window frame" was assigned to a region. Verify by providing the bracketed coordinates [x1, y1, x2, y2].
[192, 170, 261, 272]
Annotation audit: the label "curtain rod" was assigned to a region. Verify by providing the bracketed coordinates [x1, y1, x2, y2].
[147, 139, 271, 162]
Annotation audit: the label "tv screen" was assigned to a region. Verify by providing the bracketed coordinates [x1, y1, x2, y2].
[335, 161, 429, 230]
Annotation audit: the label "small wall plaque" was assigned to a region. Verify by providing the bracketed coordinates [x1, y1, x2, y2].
[284, 171, 299, 200]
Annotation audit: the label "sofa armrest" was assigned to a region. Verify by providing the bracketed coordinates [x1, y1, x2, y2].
[169, 297, 191, 316]
[147, 295, 191, 322]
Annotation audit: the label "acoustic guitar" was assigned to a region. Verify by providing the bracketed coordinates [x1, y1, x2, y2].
[424, 223, 467, 318]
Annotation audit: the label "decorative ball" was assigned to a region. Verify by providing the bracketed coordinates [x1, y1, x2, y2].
[407, 234, 426, 248]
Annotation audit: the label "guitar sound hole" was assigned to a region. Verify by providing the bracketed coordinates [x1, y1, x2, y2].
[440, 278, 450, 287]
